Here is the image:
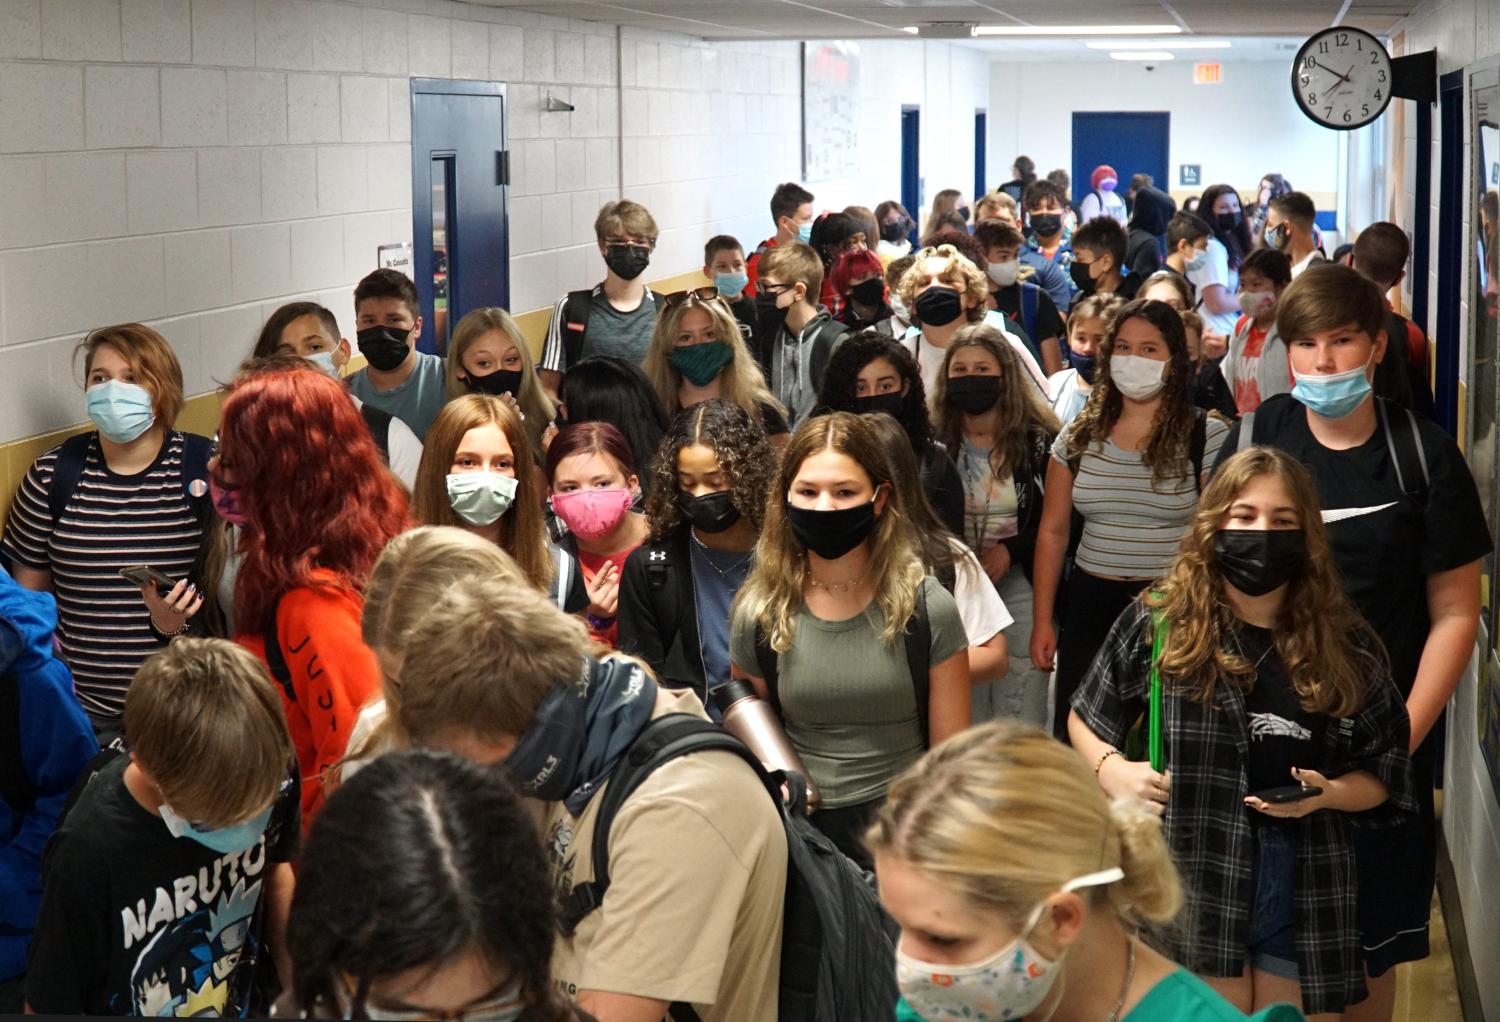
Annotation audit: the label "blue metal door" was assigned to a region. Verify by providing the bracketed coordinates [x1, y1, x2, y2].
[974, 111, 987, 203]
[1069, 111, 1169, 210]
[901, 105, 921, 246]
[410, 79, 509, 356]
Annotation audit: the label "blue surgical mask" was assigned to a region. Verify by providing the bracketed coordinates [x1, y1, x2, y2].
[447, 471, 519, 526]
[161, 800, 274, 855]
[85, 379, 156, 444]
[1185, 248, 1210, 273]
[797, 222, 813, 244]
[1291, 359, 1373, 419]
[714, 270, 749, 298]
[305, 349, 342, 379]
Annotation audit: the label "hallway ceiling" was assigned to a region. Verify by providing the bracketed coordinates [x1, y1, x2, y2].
[461, 0, 1419, 41]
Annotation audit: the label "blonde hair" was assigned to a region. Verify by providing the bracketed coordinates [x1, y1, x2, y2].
[411, 395, 554, 594]
[896, 246, 989, 324]
[444, 308, 556, 456]
[1067, 294, 1126, 335]
[731, 412, 925, 652]
[868, 722, 1183, 928]
[394, 575, 592, 748]
[931, 324, 1059, 479]
[975, 191, 1018, 222]
[594, 199, 658, 243]
[124, 638, 292, 828]
[759, 240, 825, 303]
[643, 296, 782, 418]
[77, 323, 185, 426]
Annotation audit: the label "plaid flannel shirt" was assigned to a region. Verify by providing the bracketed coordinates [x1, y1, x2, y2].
[1072, 598, 1416, 1015]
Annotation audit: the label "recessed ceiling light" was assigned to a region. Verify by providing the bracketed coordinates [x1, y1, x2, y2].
[972, 24, 1182, 37]
[1086, 39, 1230, 50]
[1109, 51, 1175, 60]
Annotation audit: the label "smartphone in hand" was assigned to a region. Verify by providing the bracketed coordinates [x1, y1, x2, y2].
[1247, 784, 1323, 804]
[119, 565, 177, 594]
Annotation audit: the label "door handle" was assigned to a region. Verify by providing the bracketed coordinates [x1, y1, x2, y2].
[497, 150, 510, 186]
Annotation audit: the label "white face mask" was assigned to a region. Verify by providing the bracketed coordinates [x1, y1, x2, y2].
[1237, 290, 1276, 320]
[1185, 247, 1210, 273]
[890, 294, 910, 324]
[1110, 353, 1168, 400]
[987, 260, 1021, 287]
[305, 349, 343, 379]
[896, 867, 1124, 1022]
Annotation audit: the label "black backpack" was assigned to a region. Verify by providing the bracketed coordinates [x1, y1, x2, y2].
[557, 713, 900, 1022]
[559, 289, 596, 371]
[46, 431, 214, 525]
[359, 401, 393, 459]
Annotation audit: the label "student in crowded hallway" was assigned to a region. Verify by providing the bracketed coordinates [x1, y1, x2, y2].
[1126, 185, 1175, 281]
[703, 234, 758, 338]
[1139, 269, 1194, 312]
[1214, 264, 1489, 1022]
[642, 287, 788, 443]
[1046, 169, 1082, 231]
[862, 414, 1011, 710]
[25, 638, 298, 1017]
[1353, 222, 1436, 419]
[972, 192, 1008, 225]
[873, 721, 1304, 1022]
[1251, 172, 1294, 239]
[924, 189, 969, 238]
[1020, 181, 1079, 310]
[875, 199, 916, 259]
[1263, 192, 1324, 279]
[217, 363, 406, 827]
[884, 254, 917, 336]
[845, 205, 879, 252]
[932, 325, 1059, 727]
[347, 269, 447, 441]
[539, 201, 660, 398]
[730, 412, 971, 866]
[1192, 184, 1252, 338]
[833, 248, 895, 333]
[975, 219, 1066, 374]
[1079, 164, 1128, 227]
[998, 155, 1036, 203]
[1164, 211, 1213, 297]
[1221, 248, 1293, 414]
[1071, 216, 1142, 301]
[746, 180, 815, 293]
[1033, 299, 1230, 740]
[0, 567, 97, 1014]
[810, 211, 868, 319]
[2, 324, 209, 745]
[446, 306, 557, 461]
[1048, 294, 1123, 428]
[390, 573, 787, 1022]
[618, 400, 776, 712]
[1182, 310, 1239, 419]
[413, 395, 587, 614]
[757, 240, 849, 425]
[546, 423, 650, 650]
[815, 331, 965, 536]
[288, 749, 587, 1021]
[255, 301, 424, 488]
[554, 356, 670, 501]
[1072, 447, 1414, 1019]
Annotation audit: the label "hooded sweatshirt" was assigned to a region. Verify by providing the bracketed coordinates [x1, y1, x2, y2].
[0, 569, 97, 981]
[1126, 187, 1176, 280]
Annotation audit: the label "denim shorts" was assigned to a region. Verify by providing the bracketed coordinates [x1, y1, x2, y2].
[1247, 824, 1299, 979]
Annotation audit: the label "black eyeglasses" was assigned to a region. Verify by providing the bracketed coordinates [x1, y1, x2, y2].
[662, 286, 726, 309]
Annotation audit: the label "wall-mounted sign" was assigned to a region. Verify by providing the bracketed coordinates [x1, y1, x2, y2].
[1193, 63, 1222, 84]
[378, 242, 413, 273]
[1179, 164, 1201, 187]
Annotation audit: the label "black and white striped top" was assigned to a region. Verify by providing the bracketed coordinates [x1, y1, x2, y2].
[1, 433, 204, 720]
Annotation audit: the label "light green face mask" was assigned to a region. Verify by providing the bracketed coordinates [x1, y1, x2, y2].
[446, 471, 519, 526]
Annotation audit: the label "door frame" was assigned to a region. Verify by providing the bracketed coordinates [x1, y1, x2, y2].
[1069, 111, 1170, 208]
[901, 105, 921, 246]
[974, 109, 987, 204]
[1435, 68, 1464, 436]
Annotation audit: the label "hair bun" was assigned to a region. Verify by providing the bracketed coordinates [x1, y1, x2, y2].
[1106, 797, 1182, 925]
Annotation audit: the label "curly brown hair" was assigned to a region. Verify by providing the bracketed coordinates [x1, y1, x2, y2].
[644, 400, 778, 540]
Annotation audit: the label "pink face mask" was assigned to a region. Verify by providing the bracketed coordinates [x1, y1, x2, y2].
[550, 488, 633, 541]
[210, 478, 249, 526]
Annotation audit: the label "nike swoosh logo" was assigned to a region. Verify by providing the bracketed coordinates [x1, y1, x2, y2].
[1321, 502, 1397, 523]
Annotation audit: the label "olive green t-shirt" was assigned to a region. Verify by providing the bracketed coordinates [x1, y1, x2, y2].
[729, 576, 968, 808]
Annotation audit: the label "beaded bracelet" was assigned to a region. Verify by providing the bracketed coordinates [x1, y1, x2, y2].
[1094, 748, 1122, 775]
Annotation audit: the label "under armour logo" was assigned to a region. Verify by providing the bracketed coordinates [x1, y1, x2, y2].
[649, 550, 666, 562]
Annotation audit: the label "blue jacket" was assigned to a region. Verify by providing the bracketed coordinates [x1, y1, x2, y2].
[1019, 248, 1076, 310]
[0, 568, 96, 981]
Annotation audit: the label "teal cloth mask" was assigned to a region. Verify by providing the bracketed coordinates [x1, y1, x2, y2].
[85, 380, 156, 443]
[1291, 359, 1374, 419]
[714, 271, 749, 298]
[446, 471, 520, 526]
[670, 341, 735, 387]
[797, 222, 813, 243]
[161, 800, 275, 855]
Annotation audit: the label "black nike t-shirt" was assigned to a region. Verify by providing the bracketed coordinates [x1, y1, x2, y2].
[1238, 623, 1326, 821]
[1213, 394, 1491, 694]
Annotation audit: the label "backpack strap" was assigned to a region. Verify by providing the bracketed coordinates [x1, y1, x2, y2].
[1147, 603, 1167, 772]
[46, 433, 95, 522]
[178, 433, 214, 527]
[1377, 398, 1430, 500]
[752, 621, 782, 719]
[903, 582, 932, 746]
[1020, 281, 1040, 342]
[262, 598, 295, 703]
[1236, 410, 1257, 456]
[561, 289, 595, 370]
[0, 671, 37, 817]
[554, 545, 576, 611]
[807, 320, 849, 392]
[359, 402, 393, 459]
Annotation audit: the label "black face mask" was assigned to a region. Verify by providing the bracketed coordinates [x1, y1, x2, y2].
[855, 392, 906, 418]
[1215, 211, 1243, 236]
[849, 278, 885, 308]
[1213, 529, 1306, 597]
[880, 220, 908, 244]
[464, 367, 523, 397]
[1070, 260, 1097, 295]
[1030, 213, 1063, 238]
[956, 205, 971, 222]
[356, 326, 412, 372]
[914, 286, 964, 327]
[677, 489, 741, 534]
[785, 499, 879, 560]
[604, 244, 651, 280]
[756, 292, 790, 335]
[944, 375, 1001, 415]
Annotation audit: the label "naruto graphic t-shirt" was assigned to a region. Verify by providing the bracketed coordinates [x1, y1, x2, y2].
[25, 756, 299, 1016]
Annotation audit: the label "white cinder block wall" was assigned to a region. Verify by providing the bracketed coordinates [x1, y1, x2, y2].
[0, 0, 804, 446]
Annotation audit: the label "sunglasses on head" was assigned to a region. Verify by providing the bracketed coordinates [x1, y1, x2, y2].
[662, 287, 727, 310]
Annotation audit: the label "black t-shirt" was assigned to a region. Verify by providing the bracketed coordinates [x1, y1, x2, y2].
[1214, 395, 1491, 694]
[1237, 623, 1326, 820]
[995, 282, 1065, 347]
[26, 757, 300, 1016]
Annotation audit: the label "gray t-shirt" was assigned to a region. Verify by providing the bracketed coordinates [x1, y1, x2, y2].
[347, 350, 448, 441]
[729, 576, 968, 808]
[539, 286, 658, 371]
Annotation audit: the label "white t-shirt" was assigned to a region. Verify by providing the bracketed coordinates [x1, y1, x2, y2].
[947, 536, 1012, 647]
[906, 311, 1047, 401]
[1187, 237, 1240, 337]
[1047, 368, 1090, 427]
[1079, 190, 1128, 228]
[349, 394, 421, 490]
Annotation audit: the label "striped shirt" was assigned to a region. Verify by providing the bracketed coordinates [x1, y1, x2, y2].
[1, 433, 204, 719]
[1054, 417, 1228, 578]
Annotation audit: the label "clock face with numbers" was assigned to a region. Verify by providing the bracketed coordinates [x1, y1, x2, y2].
[1291, 27, 1393, 130]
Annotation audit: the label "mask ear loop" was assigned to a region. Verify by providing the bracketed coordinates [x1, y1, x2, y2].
[1026, 865, 1127, 1022]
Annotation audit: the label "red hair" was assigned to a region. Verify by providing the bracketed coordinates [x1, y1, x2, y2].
[544, 421, 637, 483]
[219, 364, 410, 633]
[831, 248, 885, 297]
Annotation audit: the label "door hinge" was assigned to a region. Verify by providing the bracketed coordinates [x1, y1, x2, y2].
[497, 150, 510, 186]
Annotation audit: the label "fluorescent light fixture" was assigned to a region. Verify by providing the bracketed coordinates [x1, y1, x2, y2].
[1109, 51, 1175, 60]
[900, 25, 919, 34]
[1086, 39, 1229, 50]
[973, 24, 1182, 36]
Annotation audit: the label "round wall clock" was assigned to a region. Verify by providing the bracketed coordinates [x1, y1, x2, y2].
[1291, 27, 1394, 130]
